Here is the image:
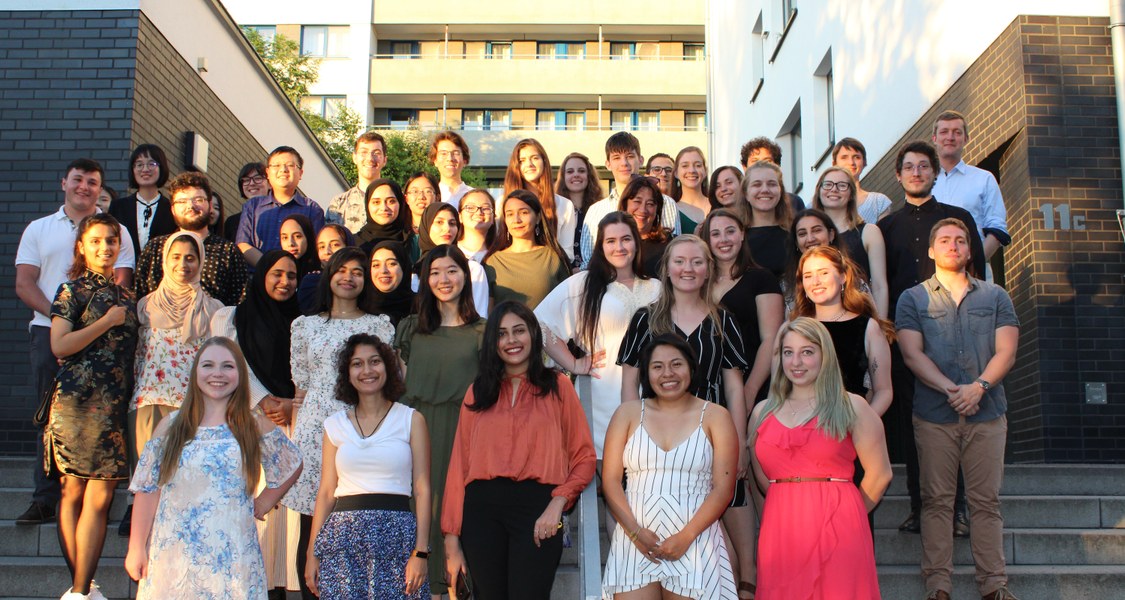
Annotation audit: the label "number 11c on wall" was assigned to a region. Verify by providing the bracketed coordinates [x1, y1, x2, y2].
[1038, 203, 1086, 230]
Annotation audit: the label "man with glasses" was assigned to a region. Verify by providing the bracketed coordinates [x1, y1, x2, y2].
[878, 140, 985, 538]
[645, 153, 675, 197]
[235, 146, 325, 266]
[429, 131, 473, 207]
[134, 171, 248, 306]
[327, 131, 387, 233]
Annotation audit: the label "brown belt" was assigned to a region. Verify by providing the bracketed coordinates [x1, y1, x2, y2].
[768, 476, 851, 483]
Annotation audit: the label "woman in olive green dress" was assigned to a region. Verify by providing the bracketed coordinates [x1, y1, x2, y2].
[395, 244, 485, 596]
[483, 189, 571, 310]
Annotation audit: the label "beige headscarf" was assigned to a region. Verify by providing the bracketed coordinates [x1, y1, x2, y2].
[137, 231, 223, 342]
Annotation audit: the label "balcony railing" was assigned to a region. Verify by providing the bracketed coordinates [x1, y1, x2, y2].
[371, 53, 704, 61]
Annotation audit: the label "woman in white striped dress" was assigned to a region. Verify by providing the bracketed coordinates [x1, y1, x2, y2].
[601, 334, 739, 599]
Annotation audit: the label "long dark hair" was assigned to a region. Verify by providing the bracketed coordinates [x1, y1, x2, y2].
[578, 211, 647, 353]
[618, 175, 670, 243]
[334, 333, 405, 406]
[503, 138, 559, 231]
[68, 213, 122, 279]
[486, 189, 569, 267]
[415, 245, 480, 335]
[314, 247, 374, 319]
[468, 301, 558, 412]
[784, 208, 849, 295]
[128, 143, 170, 189]
[281, 214, 320, 279]
[699, 208, 760, 278]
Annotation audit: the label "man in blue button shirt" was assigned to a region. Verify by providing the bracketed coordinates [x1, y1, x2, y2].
[897, 218, 1020, 600]
[236, 146, 325, 267]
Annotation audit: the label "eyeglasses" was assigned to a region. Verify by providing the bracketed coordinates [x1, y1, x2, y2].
[460, 205, 493, 215]
[358, 150, 385, 159]
[437, 150, 463, 160]
[268, 163, 301, 172]
[901, 163, 933, 173]
[172, 196, 209, 207]
[133, 160, 159, 170]
[241, 175, 266, 186]
[407, 189, 436, 198]
[648, 166, 673, 175]
[819, 181, 853, 192]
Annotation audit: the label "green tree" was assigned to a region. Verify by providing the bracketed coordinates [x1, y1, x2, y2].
[303, 105, 364, 183]
[380, 129, 488, 188]
[243, 29, 319, 104]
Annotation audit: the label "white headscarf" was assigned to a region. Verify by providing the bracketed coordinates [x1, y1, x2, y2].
[137, 231, 222, 342]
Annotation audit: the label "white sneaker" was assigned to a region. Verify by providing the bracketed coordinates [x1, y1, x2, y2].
[88, 581, 107, 600]
[59, 588, 89, 600]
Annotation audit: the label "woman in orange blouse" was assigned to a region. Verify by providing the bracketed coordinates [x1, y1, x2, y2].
[442, 300, 597, 599]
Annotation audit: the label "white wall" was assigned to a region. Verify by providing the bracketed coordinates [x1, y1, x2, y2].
[708, 0, 1108, 185]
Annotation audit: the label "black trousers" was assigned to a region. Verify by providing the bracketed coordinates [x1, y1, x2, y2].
[30, 325, 61, 505]
[460, 478, 563, 600]
[297, 513, 316, 600]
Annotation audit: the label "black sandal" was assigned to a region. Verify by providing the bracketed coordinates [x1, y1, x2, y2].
[738, 581, 756, 599]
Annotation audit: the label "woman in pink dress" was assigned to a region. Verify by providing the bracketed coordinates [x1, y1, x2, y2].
[750, 317, 892, 599]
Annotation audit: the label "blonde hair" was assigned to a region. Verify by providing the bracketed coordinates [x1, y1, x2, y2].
[157, 337, 261, 494]
[648, 235, 722, 341]
[811, 166, 863, 229]
[758, 317, 856, 440]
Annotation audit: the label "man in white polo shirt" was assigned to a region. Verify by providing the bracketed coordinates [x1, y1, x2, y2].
[13, 158, 135, 525]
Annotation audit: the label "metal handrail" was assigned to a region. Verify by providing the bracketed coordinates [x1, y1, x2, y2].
[371, 53, 704, 61]
[576, 376, 602, 600]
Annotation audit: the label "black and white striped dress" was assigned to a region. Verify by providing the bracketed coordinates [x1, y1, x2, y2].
[601, 401, 737, 599]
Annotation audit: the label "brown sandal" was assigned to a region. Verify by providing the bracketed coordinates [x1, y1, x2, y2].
[738, 581, 756, 599]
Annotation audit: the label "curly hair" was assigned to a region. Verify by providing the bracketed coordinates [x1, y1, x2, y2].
[334, 333, 405, 406]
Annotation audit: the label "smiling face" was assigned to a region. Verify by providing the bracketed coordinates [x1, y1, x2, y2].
[647, 343, 692, 400]
[166, 238, 200, 285]
[209, 195, 222, 226]
[330, 258, 365, 301]
[496, 311, 533, 371]
[266, 152, 302, 194]
[96, 189, 113, 212]
[78, 223, 120, 274]
[405, 177, 436, 223]
[132, 152, 161, 188]
[62, 168, 103, 214]
[368, 185, 401, 226]
[800, 254, 844, 306]
[503, 197, 538, 241]
[601, 222, 637, 272]
[428, 208, 460, 246]
[279, 219, 307, 259]
[666, 240, 708, 294]
[817, 170, 852, 210]
[713, 168, 741, 207]
[369, 248, 404, 293]
[427, 256, 465, 304]
[348, 343, 386, 397]
[196, 344, 240, 402]
[707, 215, 744, 263]
[781, 330, 822, 388]
[933, 117, 967, 162]
[434, 139, 465, 180]
[316, 227, 346, 264]
[171, 186, 211, 231]
[459, 191, 495, 233]
[563, 157, 589, 195]
[240, 170, 268, 199]
[353, 139, 386, 182]
[625, 187, 657, 234]
[518, 144, 545, 183]
[264, 257, 298, 302]
[795, 215, 834, 252]
[647, 156, 675, 195]
[745, 166, 782, 214]
[675, 151, 705, 192]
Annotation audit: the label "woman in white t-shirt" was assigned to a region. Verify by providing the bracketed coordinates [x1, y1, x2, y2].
[305, 334, 432, 599]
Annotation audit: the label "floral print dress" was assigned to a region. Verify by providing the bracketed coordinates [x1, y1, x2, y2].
[131, 327, 205, 411]
[282, 313, 395, 515]
[45, 269, 138, 479]
[130, 421, 302, 599]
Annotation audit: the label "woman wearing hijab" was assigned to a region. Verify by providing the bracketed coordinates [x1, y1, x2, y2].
[368, 240, 416, 326]
[356, 179, 412, 254]
[414, 202, 490, 317]
[210, 250, 304, 598]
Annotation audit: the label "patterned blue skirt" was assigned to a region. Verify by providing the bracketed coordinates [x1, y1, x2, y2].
[313, 508, 429, 599]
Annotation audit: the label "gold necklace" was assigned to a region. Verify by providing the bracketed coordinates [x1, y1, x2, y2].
[787, 397, 817, 417]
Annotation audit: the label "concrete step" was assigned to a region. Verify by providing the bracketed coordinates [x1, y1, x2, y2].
[874, 495, 1125, 529]
[0, 556, 134, 600]
[874, 528, 1125, 566]
[0, 520, 130, 558]
[0, 487, 131, 521]
[877, 564, 1125, 600]
[0, 457, 36, 487]
[550, 564, 579, 600]
[885, 463, 1125, 496]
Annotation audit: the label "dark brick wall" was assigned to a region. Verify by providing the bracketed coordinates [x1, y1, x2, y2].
[0, 10, 140, 456]
[0, 11, 268, 457]
[864, 16, 1125, 463]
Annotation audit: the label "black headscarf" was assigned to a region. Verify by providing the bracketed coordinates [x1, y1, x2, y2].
[356, 178, 410, 250]
[281, 214, 321, 279]
[368, 240, 415, 326]
[417, 202, 460, 256]
[234, 250, 301, 398]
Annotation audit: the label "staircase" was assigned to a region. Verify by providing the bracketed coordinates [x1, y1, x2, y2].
[2, 456, 1123, 599]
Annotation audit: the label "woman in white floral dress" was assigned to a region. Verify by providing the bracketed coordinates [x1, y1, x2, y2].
[282, 247, 396, 597]
[125, 337, 302, 599]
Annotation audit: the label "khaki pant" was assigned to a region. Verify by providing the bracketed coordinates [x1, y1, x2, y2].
[913, 414, 1008, 596]
[128, 404, 176, 468]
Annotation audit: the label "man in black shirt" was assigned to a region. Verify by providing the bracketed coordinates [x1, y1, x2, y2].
[878, 140, 985, 536]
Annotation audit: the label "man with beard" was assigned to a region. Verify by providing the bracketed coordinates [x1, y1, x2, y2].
[134, 171, 248, 306]
[878, 140, 985, 537]
[896, 218, 1020, 600]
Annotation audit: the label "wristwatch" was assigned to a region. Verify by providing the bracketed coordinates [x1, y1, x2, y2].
[975, 378, 991, 391]
[412, 549, 430, 560]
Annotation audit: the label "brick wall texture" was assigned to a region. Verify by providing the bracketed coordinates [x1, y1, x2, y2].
[0, 10, 266, 456]
[863, 16, 1125, 463]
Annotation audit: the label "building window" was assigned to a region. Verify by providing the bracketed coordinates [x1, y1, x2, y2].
[389, 41, 419, 59]
[301, 25, 349, 57]
[811, 49, 835, 168]
[486, 42, 512, 59]
[609, 42, 635, 60]
[537, 110, 586, 131]
[685, 112, 707, 131]
[387, 109, 418, 129]
[777, 100, 803, 193]
[462, 110, 511, 131]
[300, 95, 346, 120]
[537, 42, 585, 59]
[683, 43, 705, 61]
[769, 0, 799, 63]
[750, 12, 765, 102]
[611, 110, 660, 131]
[242, 25, 276, 45]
